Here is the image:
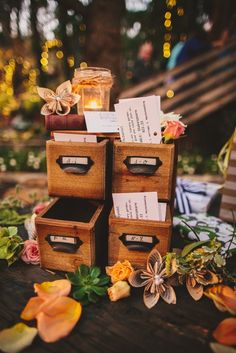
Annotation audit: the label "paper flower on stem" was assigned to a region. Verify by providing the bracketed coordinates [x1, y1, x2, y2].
[185, 268, 218, 301]
[128, 249, 176, 309]
[37, 80, 80, 116]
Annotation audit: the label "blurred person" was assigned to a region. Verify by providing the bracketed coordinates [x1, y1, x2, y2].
[132, 41, 154, 84]
[167, 34, 187, 70]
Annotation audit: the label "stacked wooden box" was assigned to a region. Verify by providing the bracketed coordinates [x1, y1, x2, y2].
[36, 125, 176, 271]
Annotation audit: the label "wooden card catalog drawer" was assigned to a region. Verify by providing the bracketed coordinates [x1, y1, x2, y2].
[108, 205, 172, 268]
[46, 139, 108, 200]
[112, 141, 175, 201]
[36, 198, 106, 272]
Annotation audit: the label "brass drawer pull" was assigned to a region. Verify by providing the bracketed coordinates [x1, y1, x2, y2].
[46, 234, 83, 253]
[123, 156, 162, 175]
[119, 233, 159, 252]
[56, 155, 94, 174]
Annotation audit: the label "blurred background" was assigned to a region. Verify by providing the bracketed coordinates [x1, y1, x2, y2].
[0, 0, 236, 179]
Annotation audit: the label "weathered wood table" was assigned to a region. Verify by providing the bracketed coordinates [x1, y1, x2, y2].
[0, 260, 227, 353]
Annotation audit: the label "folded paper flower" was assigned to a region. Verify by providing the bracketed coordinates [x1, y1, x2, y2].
[37, 80, 80, 116]
[213, 317, 236, 346]
[205, 285, 236, 314]
[0, 323, 37, 353]
[129, 249, 176, 309]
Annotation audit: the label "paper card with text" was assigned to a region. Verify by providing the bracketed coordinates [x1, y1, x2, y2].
[158, 202, 167, 221]
[53, 132, 97, 143]
[114, 95, 161, 144]
[84, 111, 118, 133]
[112, 192, 159, 221]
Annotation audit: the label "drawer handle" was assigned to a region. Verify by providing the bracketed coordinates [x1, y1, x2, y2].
[56, 155, 94, 174]
[46, 234, 83, 253]
[119, 233, 159, 252]
[123, 156, 162, 175]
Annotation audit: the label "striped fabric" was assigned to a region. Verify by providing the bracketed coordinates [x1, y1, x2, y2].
[219, 134, 236, 223]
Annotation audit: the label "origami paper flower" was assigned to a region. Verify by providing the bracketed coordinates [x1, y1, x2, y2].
[185, 268, 219, 301]
[37, 80, 80, 116]
[128, 249, 176, 309]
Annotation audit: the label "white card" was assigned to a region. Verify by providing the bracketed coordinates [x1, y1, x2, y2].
[114, 95, 162, 144]
[112, 192, 159, 221]
[53, 132, 97, 143]
[84, 111, 118, 133]
[158, 202, 167, 221]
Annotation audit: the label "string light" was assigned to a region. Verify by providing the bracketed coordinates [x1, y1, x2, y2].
[166, 89, 174, 98]
[177, 7, 184, 16]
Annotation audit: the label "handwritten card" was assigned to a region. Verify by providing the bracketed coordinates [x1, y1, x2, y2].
[114, 95, 162, 144]
[84, 111, 118, 133]
[112, 192, 160, 221]
[53, 132, 97, 143]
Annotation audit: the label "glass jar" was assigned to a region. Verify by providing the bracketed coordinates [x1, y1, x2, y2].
[72, 67, 113, 114]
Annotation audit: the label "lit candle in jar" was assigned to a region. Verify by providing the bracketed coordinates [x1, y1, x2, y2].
[84, 100, 103, 111]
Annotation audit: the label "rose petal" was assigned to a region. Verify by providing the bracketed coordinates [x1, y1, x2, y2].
[186, 277, 203, 301]
[34, 279, 71, 299]
[213, 318, 236, 346]
[161, 284, 176, 304]
[143, 287, 160, 309]
[205, 285, 236, 314]
[0, 323, 37, 353]
[36, 296, 82, 343]
[210, 342, 236, 353]
[21, 297, 45, 321]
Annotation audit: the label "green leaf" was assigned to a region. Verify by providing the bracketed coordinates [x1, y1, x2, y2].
[88, 291, 99, 303]
[66, 272, 82, 286]
[79, 264, 89, 277]
[73, 287, 87, 301]
[181, 240, 210, 257]
[90, 266, 101, 279]
[92, 278, 100, 285]
[8, 227, 18, 237]
[97, 275, 110, 286]
[91, 285, 107, 296]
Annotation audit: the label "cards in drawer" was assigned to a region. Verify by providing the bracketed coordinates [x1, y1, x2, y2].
[108, 206, 171, 267]
[36, 198, 106, 272]
[112, 141, 175, 201]
[47, 139, 108, 200]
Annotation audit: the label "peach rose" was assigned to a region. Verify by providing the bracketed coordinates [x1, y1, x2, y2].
[106, 260, 134, 284]
[107, 281, 131, 302]
[33, 202, 50, 215]
[21, 240, 40, 265]
[162, 120, 186, 142]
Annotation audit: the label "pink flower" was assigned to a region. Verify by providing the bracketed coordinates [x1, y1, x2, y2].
[162, 120, 186, 142]
[21, 240, 40, 265]
[33, 202, 49, 215]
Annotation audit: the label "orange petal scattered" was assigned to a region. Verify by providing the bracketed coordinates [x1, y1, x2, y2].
[21, 297, 45, 321]
[34, 279, 71, 299]
[36, 296, 82, 343]
[213, 318, 236, 346]
[205, 285, 236, 315]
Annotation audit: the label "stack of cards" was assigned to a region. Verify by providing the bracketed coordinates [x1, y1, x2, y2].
[114, 95, 162, 144]
[112, 192, 167, 222]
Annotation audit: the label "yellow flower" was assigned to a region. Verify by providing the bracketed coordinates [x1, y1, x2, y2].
[106, 260, 134, 284]
[107, 281, 131, 302]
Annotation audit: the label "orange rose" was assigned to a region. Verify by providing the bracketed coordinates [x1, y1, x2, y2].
[106, 260, 134, 284]
[162, 120, 186, 142]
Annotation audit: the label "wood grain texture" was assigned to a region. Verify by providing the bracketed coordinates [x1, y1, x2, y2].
[112, 141, 175, 201]
[36, 198, 106, 272]
[108, 206, 172, 266]
[0, 260, 227, 353]
[46, 139, 108, 200]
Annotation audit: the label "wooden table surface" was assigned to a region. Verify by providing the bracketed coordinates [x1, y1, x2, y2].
[0, 260, 227, 353]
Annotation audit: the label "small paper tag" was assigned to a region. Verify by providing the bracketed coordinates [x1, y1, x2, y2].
[84, 111, 118, 132]
[125, 234, 153, 243]
[50, 235, 76, 244]
[129, 157, 157, 166]
[112, 192, 159, 221]
[61, 156, 88, 165]
[53, 132, 97, 143]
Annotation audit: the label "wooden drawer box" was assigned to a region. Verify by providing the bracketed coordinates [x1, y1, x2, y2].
[46, 139, 108, 200]
[112, 141, 175, 201]
[35, 198, 106, 272]
[108, 205, 172, 267]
